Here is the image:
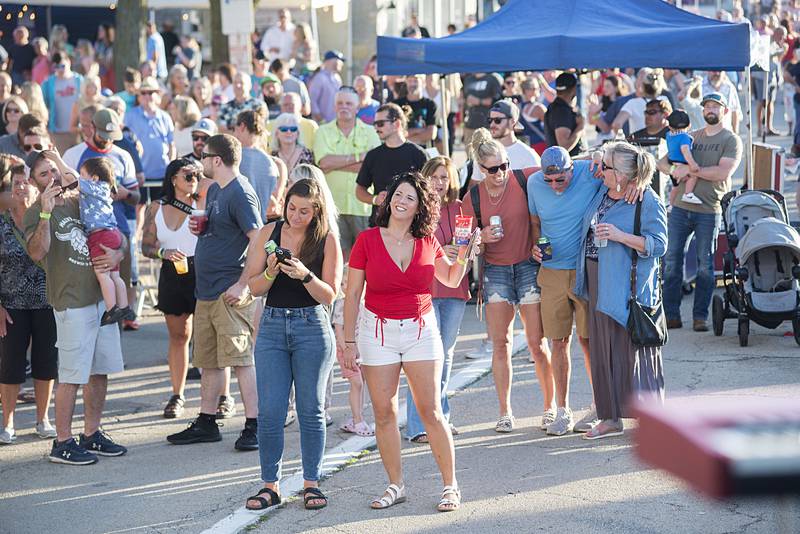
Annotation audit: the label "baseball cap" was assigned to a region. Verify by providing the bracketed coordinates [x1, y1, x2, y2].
[93, 108, 123, 141]
[191, 118, 218, 137]
[540, 146, 572, 174]
[701, 92, 728, 108]
[555, 72, 578, 91]
[260, 73, 281, 86]
[490, 99, 520, 122]
[323, 50, 345, 62]
[667, 109, 691, 129]
[254, 49, 266, 61]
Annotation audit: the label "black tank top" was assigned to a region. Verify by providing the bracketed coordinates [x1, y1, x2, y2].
[265, 221, 326, 309]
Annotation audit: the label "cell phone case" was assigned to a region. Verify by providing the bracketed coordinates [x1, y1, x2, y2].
[465, 227, 481, 261]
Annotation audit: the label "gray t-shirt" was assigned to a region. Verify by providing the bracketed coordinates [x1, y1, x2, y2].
[53, 77, 79, 133]
[240, 147, 278, 222]
[194, 177, 263, 301]
[282, 75, 310, 108]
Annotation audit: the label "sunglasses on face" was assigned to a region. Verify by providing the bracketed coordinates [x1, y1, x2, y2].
[277, 126, 298, 133]
[601, 161, 615, 172]
[201, 152, 219, 160]
[140, 91, 156, 96]
[55, 63, 66, 70]
[181, 172, 200, 182]
[192, 134, 209, 142]
[644, 109, 661, 115]
[24, 143, 44, 152]
[543, 165, 572, 182]
[373, 119, 396, 128]
[488, 117, 508, 125]
[6, 108, 21, 114]
[504, 80, 517, 85]
[480, 161, 509, 175]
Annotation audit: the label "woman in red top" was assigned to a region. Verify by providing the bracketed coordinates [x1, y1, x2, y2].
[343, 172, 477, 513]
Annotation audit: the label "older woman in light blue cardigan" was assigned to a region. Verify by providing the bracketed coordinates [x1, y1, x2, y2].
[574, 141, 668, 440]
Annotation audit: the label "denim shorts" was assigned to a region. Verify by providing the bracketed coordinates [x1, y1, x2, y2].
[483, 258, 541, 305]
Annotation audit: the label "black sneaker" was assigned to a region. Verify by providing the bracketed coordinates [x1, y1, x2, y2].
[79, 429, 128, 457]
[100, 306, 120, 326]
[234, 423, 258, 451]
[167, 417, 222, 445]
[216, 395, 236, 419]
[49, 438, 98, 465]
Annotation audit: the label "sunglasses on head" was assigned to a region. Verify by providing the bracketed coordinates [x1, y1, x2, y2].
[480, 161, 509, 175]
[277, 126, 298, 133]
[24, 143, 44, 152]
[488, 117, 508, 125]
[192, 134, 209, 142]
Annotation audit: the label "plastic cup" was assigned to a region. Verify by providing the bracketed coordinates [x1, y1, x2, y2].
[174, 257, 189, 275]
[190, 209, 208, 234]
[454, 215, 473, 245]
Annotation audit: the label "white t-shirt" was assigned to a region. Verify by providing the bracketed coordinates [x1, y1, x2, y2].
[260, 23, 296, 62]
[620, 96, 669, 133]
[472, 139, 541, 182]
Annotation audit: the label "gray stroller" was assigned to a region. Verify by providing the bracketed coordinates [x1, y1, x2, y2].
[712, 190, 800, 347]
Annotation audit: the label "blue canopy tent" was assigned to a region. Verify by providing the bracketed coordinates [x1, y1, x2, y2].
[376, 0, 751, 74]
[376, 0, 753, 177]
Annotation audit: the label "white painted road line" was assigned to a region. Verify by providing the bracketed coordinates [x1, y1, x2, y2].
[203, 333, 530, 534]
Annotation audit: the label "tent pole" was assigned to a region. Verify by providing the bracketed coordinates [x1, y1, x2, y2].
[744, 65, 754, 189]
[762, 63, 768, 143]
[441, 74, 450, 157]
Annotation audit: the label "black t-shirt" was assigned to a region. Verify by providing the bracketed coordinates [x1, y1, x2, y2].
[9, 43, 35, 74]
[544, 97, 585, 156]
[356, 141, 428, 223]
[462, 73, 503, 129]
[394, 97, 437, 130]
[629, 126, 669, 143]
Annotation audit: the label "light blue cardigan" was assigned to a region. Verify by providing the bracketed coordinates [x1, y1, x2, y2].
[574, 187, 668, 328]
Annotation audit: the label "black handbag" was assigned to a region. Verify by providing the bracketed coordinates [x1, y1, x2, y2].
[626, 200, 668, 347]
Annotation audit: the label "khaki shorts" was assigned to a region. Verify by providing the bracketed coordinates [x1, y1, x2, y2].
[193, 294, 256, 368]
[537, 267, 589, 340]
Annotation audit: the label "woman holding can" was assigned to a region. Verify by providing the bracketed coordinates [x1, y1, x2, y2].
[460, 128, 555, 434]
[405, 156, 470, 443]
[141, 157, 210, 419]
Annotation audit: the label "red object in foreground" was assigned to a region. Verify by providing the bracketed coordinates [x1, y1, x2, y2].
[633, 396, 800, 499]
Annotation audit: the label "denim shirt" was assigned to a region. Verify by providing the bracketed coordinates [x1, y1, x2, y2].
[574, 186, 668, 327]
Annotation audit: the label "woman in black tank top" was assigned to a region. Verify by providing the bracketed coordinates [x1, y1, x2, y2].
[244, 179, 343, 512]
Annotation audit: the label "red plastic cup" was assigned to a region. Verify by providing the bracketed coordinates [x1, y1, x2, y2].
[454, 215, 473, 245]
[191, 209, 208, 234]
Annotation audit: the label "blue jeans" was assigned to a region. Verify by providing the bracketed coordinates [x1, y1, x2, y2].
[405, 298, 466, 439]
[255, 305, 334, 483]
[663, 206, 721, 322]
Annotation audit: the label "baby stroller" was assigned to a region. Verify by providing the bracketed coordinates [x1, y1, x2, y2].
[712, 189, 800, 347]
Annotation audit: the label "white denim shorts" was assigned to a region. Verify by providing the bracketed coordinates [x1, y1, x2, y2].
[357, 308, 444, 366]
[53, 301, 124, 384]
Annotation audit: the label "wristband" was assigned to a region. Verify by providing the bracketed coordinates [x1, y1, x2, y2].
[39, 212, 51, 220]
[301, 272, 314, 284]
[456, 257, 468, 266]
[345, 340, 356, 344]
[264, 270, 276, 281]
[157, 247, 165, 259]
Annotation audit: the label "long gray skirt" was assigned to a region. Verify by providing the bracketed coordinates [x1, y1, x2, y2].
[586, 259, 665, 420]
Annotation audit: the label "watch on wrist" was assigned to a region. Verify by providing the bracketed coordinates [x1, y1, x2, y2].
[301, 272, 314, 284]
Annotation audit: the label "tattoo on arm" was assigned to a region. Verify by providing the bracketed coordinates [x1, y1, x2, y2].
[140, 203, 161, 258]
[26, 219, 51, 262]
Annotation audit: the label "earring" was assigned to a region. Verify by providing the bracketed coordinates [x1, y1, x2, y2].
[616, 182, 622, 193]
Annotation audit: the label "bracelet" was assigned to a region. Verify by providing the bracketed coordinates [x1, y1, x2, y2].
[344, 340, 357, 344]
[157, 247, 165, 259]
[39, 212, 51, 220]
[264, 270, 276, 281]
[456, 257, 468, 266]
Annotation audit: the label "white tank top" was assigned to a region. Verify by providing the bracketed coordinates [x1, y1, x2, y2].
[155, 202, 197, 256]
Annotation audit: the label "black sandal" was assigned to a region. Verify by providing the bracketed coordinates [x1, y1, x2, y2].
[163, 395, 185, 419]
[303, 487, 328, 510]
[245, 487, 281, 511]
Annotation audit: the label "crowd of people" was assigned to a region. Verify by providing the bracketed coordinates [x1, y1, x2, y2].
[1, 0, 780, 515]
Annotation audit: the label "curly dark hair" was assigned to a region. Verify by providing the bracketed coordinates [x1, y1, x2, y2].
[374, 171, 440, 238]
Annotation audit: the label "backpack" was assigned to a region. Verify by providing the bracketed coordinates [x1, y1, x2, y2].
[469, 169, 529, 228]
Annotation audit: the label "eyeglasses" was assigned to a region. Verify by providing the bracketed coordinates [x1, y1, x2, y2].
[277, 126, 298, 133]
[601, 161, 615, 172]
[488, 117, 508, 125]
[201, 152, 219, 160]
[479, 161, 509, 175]
[644, 109, 661, 116]
[24, 143, 44, 152]
[192, 134, 209, 142]
[373, 119, 395, 128]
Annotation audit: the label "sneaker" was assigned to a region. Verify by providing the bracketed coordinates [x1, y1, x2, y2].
[546, 407, 574, 436]
[79, 429, 127, 456]
[163, 395, 185, 419]
[284, 410, 297, 428]
[693, 319, 709, 332]
[667, 318, 683, 329]
[35, 420, 57, 439]
[495, 414, 515, 433]
[122, 319, 140, 331]
[0, 427, 16, 444]
[167, 417, 222, 445]
[573, 407, 599, 433]
[100, 305, 120, 326]
[49, 438, 98, 465]
[234, 422, 258, 451]
[325, 413, 333, 427]
[216, 395, 236, 419]
[540, 409, 557, 431]
[467, 339, 492, 359]
[681, 192, 703, 205]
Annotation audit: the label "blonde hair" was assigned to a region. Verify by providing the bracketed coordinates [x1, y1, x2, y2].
[19, 82, 48, 125]
[2, 96, 29, 123]
[78, 76, 102, 110]
[469, 127, 507, 166]
[605, 141, 656, 189]
[289, 163, 339, 237]
[421, 156, 460, 204]
[170, 95, 201, 129]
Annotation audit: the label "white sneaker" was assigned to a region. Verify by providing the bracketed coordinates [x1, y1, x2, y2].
[681, 192, 703, 205]
[0, 427, 16, 444]
[35, 419, 57, 439]
[545, 407, 574, 436]
[540, 409, 557, 430]
[467, 339, 492, 359]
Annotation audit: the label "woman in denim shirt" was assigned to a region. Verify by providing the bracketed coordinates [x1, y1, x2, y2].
[574, 141, 667, 440]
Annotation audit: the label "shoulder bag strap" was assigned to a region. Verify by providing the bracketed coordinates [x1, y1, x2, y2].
[630, 199, 642, 300]
[512, 169, 529, 201]
[470, 185, 483, 229]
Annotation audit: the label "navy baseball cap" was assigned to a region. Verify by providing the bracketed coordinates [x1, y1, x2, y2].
[323, 50, 345, 62]
[555, 72, 578, 91]
[701, 92, 728, 108]
[541, 146, 572, 174]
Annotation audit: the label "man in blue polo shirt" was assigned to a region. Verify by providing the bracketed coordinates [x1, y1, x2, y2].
[528, 146, 600, 437]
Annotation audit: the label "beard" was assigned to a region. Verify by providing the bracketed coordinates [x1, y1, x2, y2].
[704, 113, 720, 125]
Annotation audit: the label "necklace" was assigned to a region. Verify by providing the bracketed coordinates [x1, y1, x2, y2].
[485, 180, 508, 206]
[384, 228, 411, 245]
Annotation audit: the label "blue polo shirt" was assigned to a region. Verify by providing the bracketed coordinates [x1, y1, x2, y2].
[528, 160, 603, 270]
[124, 106, 174, 180]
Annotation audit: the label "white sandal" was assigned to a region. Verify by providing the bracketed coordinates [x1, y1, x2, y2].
[437, 485, 461, 512]
[370, 483, 406, 509]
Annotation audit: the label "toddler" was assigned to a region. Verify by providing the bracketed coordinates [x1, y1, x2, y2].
[666, 109, 702, 205]
[61, 155, 134, 325]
